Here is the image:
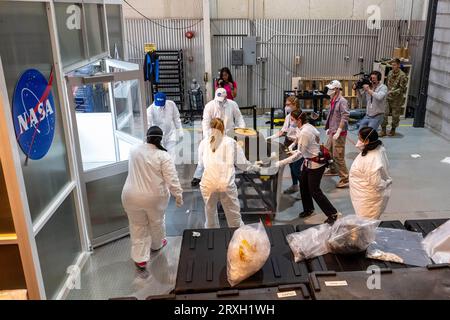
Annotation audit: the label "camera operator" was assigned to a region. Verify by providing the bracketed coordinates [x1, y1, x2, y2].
[358, 71, 387, 130]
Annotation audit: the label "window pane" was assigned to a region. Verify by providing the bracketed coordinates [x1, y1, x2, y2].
[106, 4, 123, 59]
[73, 82, 118, 171]
[35, 192, 81, 299]
[86, 171, 128, 240]
[85, 4, 106, 57]
[113, 79, 144, 139]
[0, 2, 71, 222]
[54, 3, 85, 67]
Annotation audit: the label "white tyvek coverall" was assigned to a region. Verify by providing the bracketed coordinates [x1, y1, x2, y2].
[193, 99, 246, 179]
[201, 100, 246, 138]
[121, 143, 183, 263]
[147, 100, 183, 160]
[199, 136, 252, 228]
[349, 146, 392, 220]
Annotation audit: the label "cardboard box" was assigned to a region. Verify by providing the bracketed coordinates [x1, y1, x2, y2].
[393, 47, 403, 59]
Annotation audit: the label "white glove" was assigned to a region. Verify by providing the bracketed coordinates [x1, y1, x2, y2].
[178, 128, 185, 141]
[333, 128, 342, 140]
[248, 164, 261, 173]
[274, 161, 281, 168]
[288, 143, 297, 153]
[175, 195, 184, 208]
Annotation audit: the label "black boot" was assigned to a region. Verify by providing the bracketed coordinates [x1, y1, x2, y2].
[191, 178, 201, 187]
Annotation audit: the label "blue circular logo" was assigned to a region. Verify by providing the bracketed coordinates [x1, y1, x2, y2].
[12, 69, 56, 160]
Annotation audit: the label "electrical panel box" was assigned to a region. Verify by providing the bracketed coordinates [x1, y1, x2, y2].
[231, 49, 244, 66]
[243, 36, 257, 66]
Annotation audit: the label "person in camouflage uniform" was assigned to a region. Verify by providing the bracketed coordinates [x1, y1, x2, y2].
[381, 58, 408, 137]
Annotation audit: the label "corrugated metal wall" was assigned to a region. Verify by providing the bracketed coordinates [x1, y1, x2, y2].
[125, 18, 426, 109]
[425, 0, 450, 138]
[125, 19, 205, 108]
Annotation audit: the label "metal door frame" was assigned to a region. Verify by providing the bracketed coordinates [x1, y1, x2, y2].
[65, 59, 146, 248]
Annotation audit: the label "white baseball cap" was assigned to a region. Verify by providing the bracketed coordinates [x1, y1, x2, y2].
[327, 80, 342, 90]
[215, 88, 227, 102]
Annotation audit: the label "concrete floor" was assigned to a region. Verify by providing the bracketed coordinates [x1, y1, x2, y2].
[66, 116, 450, 300]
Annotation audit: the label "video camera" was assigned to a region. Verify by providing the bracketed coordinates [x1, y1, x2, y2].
[353, 72, 371, 90]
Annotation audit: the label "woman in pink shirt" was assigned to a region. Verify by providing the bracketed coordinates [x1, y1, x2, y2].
[215, 67, 237, 100]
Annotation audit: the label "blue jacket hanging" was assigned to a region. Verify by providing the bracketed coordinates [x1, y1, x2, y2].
[143, 51, 159, 83]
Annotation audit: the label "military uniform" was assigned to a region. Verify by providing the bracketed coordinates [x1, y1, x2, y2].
[382, 69, 408, 134]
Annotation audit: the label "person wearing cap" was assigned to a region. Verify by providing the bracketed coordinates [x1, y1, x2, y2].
[121, 126, 184, 271]
[147, 92, 184, 160]
[324, 80, 350, 188]
[191, 88, 246, 187]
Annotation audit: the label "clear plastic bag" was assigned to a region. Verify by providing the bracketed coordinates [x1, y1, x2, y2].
[422, 220, 450, 264]
[327, 215, 380, 254]
[286, 224, 332, 262]
[227, 222, 271, 287]
[366, 228, 432, 267]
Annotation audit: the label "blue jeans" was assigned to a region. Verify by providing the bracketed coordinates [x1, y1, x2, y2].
[290, 158, 304, 186]
[359, 114, 384, 130]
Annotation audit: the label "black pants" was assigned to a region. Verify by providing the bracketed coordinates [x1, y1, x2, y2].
[300, 164, 338, 217]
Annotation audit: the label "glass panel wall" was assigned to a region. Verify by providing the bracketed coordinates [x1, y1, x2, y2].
[86, 172, 128, 239]
[55, 1, 108, 68]
[0, 2, 71, 222]
[0, 1, 82, 298]
[84, 4, 106, 58]
[54, 2, 85, 67]
[35, 193, 81, 299]
[106, 4, 123, 59]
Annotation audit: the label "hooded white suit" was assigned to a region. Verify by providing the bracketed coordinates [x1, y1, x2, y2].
[121, 143, 183, 263]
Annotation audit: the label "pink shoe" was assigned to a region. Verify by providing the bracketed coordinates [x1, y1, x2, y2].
[134, 261, 147, 270]
[151, 238, 168, 252]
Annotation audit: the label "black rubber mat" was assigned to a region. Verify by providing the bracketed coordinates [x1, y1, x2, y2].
[295, 221, 409, 272]
[149, 283, 311, 300]
[404, 219, 449, 237]
[174, 224, 309, 294]
[309, 265, 450, 300]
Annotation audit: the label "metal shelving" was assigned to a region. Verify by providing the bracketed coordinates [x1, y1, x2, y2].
[151, 50, 185, 111]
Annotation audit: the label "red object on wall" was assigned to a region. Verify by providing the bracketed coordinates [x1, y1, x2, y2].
[185, 31, 195, 39]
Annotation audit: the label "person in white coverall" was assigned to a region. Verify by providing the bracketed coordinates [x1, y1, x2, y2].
[121, 126, 183, 270]
[199, 118, 258, 228]
[350, 127, 392, 220]
[147, 92, 184, 160]
[191, 88, 246, 186]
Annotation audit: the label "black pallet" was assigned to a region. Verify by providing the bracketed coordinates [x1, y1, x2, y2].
[295, 221, 409, 272]
[404, 219, 449, 237]
[309, 265, 450, 300]
[174, 225, 310, 294]
[149, 283, 310, 300]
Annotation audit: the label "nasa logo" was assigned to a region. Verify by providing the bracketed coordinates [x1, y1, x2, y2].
[12, 69, 56, 160]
